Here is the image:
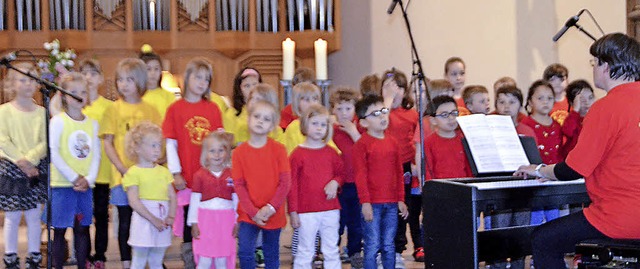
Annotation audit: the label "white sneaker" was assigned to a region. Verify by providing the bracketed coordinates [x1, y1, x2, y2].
[376, 253, 383, 269]
[395, 253, 406, 269]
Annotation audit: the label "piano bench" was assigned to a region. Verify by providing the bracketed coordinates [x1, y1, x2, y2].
[576, 239, 640, 269]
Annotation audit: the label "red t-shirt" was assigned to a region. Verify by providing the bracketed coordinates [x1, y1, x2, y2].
[385, 108, 418, 164]
[232, 139, 291, 229]
[550, 98, 570, 126]
[333, 123, 362, 184]
[566, 82, 640, 239]
[423, 131, 473, 180]
[280, 104, 297, 130]
[515, 123, 538, 144]
[191, 167, 234, 201]
[353, 133, 404, 204]
[162, 99, 223, 187]
[520, 116, 563, 164]
[288, 146, 343, 213]
[561, 110, 583, 158]
[412, 117, 434, 144]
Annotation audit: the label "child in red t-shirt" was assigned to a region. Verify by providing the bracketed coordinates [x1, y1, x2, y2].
[495, 86, 537, 143]
[288, 105, 343, 269]
[543, 63, 570, 125]
[354, 95, 408, 269]
[381, 69, 420, 263]
[423, 96, 473, 180]
[561, 80, 595, 158]
[522, 80, 562, 225]
[187, 131, 237, 269]
[330, 88, 365, 266]
[232, 100, 290, 269]
[162, 58, 223, 266]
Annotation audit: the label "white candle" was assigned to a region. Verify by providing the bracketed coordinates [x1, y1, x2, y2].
[282, 38, 295, 80]
[314, 38, 328, 80]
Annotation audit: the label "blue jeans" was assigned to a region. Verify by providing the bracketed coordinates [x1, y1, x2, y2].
[339, 183, 363, 256]
[530, 207, 560, 225]
[362, 203, 398, 269]
[237, 222, 281, 269]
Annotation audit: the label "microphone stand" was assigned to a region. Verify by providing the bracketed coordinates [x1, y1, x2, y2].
[574, 22, 596, 41]
[389, 0, 432, 190]
[0, 61, 81, 269]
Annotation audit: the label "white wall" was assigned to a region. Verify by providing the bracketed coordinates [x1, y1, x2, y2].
[330, 0, 626, 100]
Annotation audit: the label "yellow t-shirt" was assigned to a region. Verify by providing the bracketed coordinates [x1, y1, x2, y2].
[282, 119, 341, 155]
[142, 87, 176, 120]
[50, 113, 98, 187]
[83, 96, 113, 185]
[99, 100, 162, 187]
[0, 103, 47, 165]
[223, 107, 284, 145]
[122, 165, 173, 201]
[210, 92, 230, 114]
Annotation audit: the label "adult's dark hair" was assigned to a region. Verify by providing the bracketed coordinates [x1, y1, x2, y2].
[355, 94, 384, 119]
[566, 79, 594, 111]
[494, 86, 524, 109]
[426, 95, 456, 117]
[590, 33, 640, 81]
[232, 67, 262, 115]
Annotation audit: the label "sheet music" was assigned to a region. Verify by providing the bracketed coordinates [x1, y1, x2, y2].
[457, 114, 530, 173]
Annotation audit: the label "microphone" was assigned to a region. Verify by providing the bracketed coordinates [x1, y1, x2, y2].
[0, 51, 16, 65]
[552, 10, 586, 42]
[387, 0, 399, 14]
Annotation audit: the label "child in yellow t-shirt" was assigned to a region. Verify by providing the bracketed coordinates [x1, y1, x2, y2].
[49, 72, 101, 269]
[139, 46, 176, 119]
[282, 82, 340, 154]
[225, 83, 284, 145]
[100, 58, 161, 269]
[122, 121, 176, 269]
[78, 59, 113, 266]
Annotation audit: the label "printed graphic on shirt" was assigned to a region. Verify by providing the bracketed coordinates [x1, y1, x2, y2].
[69, 130, 91, 159]
[184, 116, 211, 145]
[226, 177, 234, 187]
[551, 110, 568, 126]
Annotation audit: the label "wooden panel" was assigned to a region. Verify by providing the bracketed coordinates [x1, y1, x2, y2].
[0, 0, 342, 107]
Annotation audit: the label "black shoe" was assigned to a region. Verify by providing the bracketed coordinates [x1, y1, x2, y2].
[3, 253, 20, 269]
[26, 252, 43, 269]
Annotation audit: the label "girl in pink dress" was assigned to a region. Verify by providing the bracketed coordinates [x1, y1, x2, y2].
[187, 131, 237, 269]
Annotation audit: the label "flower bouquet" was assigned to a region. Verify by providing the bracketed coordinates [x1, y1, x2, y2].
[37, 39, 76, 83]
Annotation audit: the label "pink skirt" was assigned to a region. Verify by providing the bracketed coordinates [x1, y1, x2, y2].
[172, 188, 192, 237]
[192, 208, 236, 268]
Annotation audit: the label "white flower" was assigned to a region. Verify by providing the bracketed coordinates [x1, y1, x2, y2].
[44, 42, 52, 50]
[51, 49, 59, 56]
[67, 60, 74, 67]
[37, 60, 48, 69]
[69, 52, 76, 59]
[51, 40, 60, 50]
[62, 51, 70, 59]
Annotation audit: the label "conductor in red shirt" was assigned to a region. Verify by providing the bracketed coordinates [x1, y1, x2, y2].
[515, 33, 640, 268]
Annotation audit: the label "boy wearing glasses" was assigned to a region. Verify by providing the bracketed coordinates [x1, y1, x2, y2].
[353, 95, 408, 269]
[543, 63, 570, 125]
[423, 95, 472, 180]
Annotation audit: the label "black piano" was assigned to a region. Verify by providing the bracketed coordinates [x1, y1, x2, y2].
[422, 176, 591, 269]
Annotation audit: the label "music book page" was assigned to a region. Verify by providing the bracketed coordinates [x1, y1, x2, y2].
[456, 114, 530, 173]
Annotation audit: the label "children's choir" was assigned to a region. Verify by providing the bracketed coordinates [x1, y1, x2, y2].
[0, 46, 595, 269]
